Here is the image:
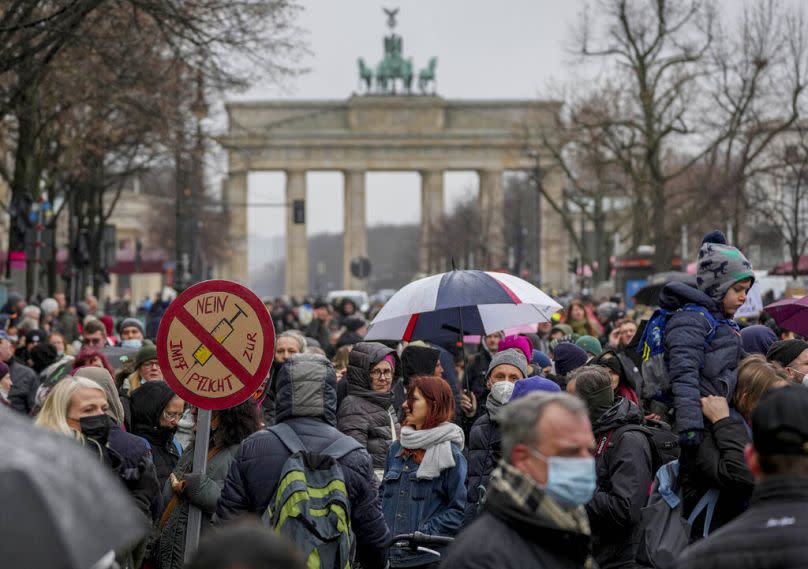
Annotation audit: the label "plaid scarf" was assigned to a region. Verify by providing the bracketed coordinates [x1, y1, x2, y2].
[488, 461, 594, 568]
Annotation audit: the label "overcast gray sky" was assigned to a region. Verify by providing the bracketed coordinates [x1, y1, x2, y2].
[236, 0, 583, 267]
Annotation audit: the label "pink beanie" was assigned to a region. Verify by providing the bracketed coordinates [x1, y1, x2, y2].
[498, 335, 532, 362]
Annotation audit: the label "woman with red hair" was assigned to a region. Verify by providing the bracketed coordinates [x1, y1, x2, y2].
[72, 347, 116, 378]
[381, 376, 467, 568]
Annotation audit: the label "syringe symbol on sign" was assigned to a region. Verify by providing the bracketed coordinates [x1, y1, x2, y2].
[179, 303, 247, 384]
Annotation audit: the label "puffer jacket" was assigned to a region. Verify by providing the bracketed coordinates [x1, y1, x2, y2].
[587, 398, 653, 569]
[675, 476, 808, 569]
[158, 443, 239, 569]
[660, 282, 745, 434]
[7, 357, 38, 414]
[338, 342, 401, 469]
[216, 353, 389, 569]
[680, 412, 753, 539]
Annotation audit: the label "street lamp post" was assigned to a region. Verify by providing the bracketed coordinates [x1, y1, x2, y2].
[189, 69, 208, 284]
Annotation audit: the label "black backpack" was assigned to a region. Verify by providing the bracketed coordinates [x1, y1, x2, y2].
[595, 419, 679, 475]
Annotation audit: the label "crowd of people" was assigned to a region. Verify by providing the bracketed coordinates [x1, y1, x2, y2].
[5, 229, 808, 569]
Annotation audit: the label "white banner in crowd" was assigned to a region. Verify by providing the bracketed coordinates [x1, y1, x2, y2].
[735, 282, 763, 320]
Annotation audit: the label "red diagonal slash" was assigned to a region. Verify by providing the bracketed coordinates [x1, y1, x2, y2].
[175, 307, 254, 387]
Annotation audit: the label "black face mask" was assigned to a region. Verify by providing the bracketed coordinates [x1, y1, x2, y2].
[79, 413, 111, 446]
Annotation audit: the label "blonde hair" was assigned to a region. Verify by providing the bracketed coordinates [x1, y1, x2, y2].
[332, 345, 352, 372]
[35, 375, 107, 440]
[735, 354, 789, 420]
[127, 369, 144, 393]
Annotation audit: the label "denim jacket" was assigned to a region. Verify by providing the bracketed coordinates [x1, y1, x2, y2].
[381, 441, 467, 567]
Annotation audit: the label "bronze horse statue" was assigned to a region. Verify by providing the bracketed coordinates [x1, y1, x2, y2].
[358, 58, 373, 93]
[419, 57, 437, 94]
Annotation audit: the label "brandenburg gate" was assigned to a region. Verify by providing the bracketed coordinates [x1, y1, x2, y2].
[218, 10, 568, 297]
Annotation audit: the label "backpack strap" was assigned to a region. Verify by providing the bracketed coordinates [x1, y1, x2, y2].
[687, 488, 720, 537]
[601, 424, 662, 473]
[321, 435, 363, 460]
[681, 304, 729, 347]
[269, 422, 307, 454]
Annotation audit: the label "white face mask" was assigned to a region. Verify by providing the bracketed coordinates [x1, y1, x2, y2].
[0, 387, 8, 400]
[788, 367, 808, 386]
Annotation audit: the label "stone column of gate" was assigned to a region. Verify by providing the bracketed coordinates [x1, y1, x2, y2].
[225, 170, 249, 284]
[418, 170, 444, 275]
[342, 170, 367, 290]
[285, 170, 309, 299]
[478, 169, 505, 268]
[540, 166, 569, 289]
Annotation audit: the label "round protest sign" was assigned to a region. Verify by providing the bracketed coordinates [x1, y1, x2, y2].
[157, 280, 275, 410]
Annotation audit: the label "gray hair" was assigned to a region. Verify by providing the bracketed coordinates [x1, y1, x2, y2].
[570, 366, 611, 393]
[500, 392, 588, 461]
[278, 330, 307, 352]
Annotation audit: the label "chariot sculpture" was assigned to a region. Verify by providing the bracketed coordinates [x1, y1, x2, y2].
[356, 8, 437, 96]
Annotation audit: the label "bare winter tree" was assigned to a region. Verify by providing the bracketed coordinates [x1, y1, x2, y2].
[536, 0, 808, 271]
[748, 122, 808, 280]
[530, 88, 633, 283]
[0, 0, 304, 295]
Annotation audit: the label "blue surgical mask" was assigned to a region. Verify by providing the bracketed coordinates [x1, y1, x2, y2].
[529, 448, 596, 508]
[121, 339, 143, 349]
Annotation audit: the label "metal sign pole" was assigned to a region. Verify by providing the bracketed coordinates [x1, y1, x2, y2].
[183, 408, 211, 563]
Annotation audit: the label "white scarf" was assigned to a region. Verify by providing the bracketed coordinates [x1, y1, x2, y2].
[399, 422, 465, 480]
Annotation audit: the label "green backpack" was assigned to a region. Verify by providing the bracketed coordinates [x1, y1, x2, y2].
[265, 423, 362, 569]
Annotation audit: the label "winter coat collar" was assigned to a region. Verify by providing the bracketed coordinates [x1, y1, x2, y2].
[659, 281, 722, 315]
[751, 475, 808, 506]
[485, 462, 592, 566]
[592, 398, 643, 436]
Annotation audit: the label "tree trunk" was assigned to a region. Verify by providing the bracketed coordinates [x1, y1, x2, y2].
[593, 196, 609, 283]
[8, 78, 41, 284]
[651, 181, 670, 271]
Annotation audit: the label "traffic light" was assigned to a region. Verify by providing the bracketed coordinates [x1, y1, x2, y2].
[568, 258, 579, 274]
[293, 200, 305, 224]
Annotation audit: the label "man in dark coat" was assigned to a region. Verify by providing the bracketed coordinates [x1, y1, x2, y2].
[675, 385, 808, 569]
[305, 300, 333, 357]
[217, 353, 389, 569]
[576, 366, 652, 569]
[463, 380, 514, 524]
[1, 330, 38, 414]
[679, 393, 753, 538]
[464, 333, 502, 407]
[443, 392, 594, 569]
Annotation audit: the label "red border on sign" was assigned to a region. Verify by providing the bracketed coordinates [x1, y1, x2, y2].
[157, 280, 276, 410]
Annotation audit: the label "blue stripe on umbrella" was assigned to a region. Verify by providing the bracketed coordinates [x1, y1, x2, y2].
[407, 305, 486, 342]
[434, 270, 515, 310]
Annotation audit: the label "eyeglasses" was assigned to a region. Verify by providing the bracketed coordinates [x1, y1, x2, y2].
[370, 369, 393, 381]
[142, 360, 160, 368]
[162, 411, 183, 422]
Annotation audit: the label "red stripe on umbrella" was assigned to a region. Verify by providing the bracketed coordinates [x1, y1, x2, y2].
[496, 279, 522, 304]
[403, 313, 420, 341]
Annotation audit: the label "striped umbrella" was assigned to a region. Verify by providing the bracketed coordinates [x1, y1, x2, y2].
[365, 270, 562, 342]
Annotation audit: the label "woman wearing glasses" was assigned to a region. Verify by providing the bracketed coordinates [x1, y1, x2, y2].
[130, 380, 186, 488]
[337, 342, 401, 477]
